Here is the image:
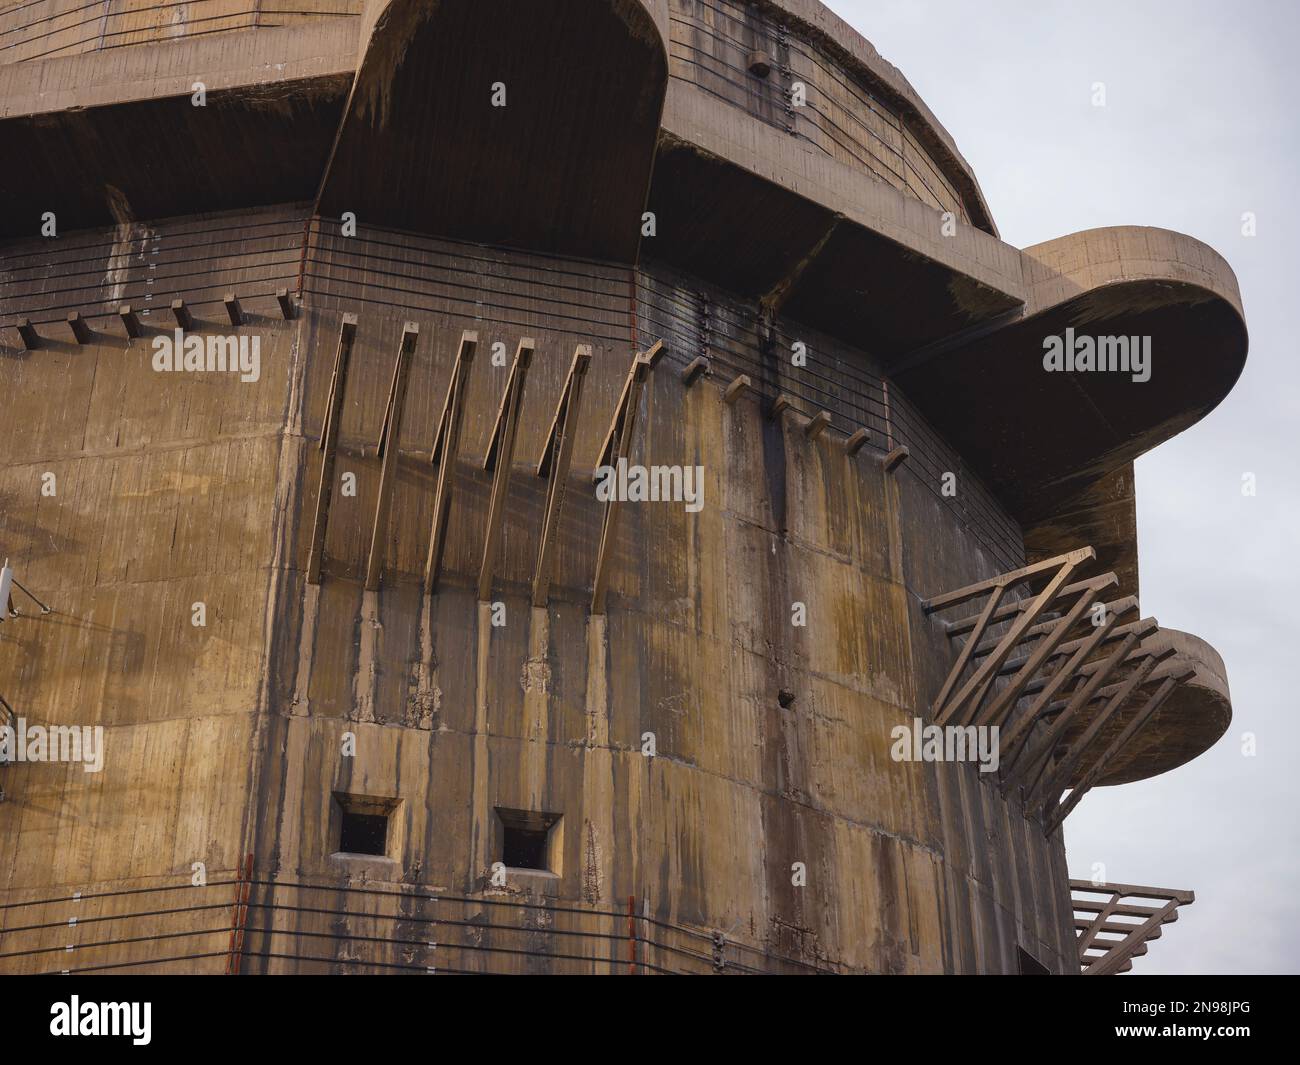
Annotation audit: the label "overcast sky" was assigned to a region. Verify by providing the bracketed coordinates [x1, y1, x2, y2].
[836, 0, 1299, 974]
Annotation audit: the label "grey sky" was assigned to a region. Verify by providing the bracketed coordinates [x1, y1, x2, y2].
[836, 0, 1299, 973]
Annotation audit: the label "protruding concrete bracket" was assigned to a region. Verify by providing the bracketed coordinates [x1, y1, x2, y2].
[722, 374, 751, 405]
[595, 340, 663, 477]
[477, 338, 534, 602]
[804, 410, 832, 440]
[14, 319, 39, 350]
[591, 340, 663, 615]
[364, 322, 419, 591]
[307, 313, 358, 585]
[882, 445, 909, 472]
[67, 312, 92, 345]
[532, 344, 592, 607]
[118, 305, 142, 339]
[681, 355, 709, 387]
[844, 428, 870, 455]
[171, 299, 193, 331]
[423, 330, 479, 596]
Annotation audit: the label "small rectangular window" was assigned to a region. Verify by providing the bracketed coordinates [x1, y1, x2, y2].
[332, 793, 401, 860]
[495, 808, 561, 874]
[340, 810, 389, 856]
[503, 824, 549, 869]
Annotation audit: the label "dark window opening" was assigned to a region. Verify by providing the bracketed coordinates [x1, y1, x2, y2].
[503, 824, 549, 869]
[496, 808, 561, 873]
[340, 810, 389, 856]
[1017, 946, 1051, 975]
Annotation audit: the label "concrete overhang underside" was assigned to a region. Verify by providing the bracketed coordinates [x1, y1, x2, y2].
[644, 132, 1024, 353]
[315, 0, 669, 263]
[894, 230, 1248, 528]
[0, 24, 357, 238]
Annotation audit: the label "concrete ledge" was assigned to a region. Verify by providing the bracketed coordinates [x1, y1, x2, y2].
[1067, 628, 1233, 787]
[661, 83, 1024, 302]
[0, 21, 359, 120]
[1022, 225, 1245, 323]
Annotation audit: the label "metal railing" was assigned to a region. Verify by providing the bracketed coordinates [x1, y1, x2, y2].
[0, 868, 841, 975]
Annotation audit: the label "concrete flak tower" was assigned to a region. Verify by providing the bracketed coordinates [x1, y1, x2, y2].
[0, 0, 1244, 974]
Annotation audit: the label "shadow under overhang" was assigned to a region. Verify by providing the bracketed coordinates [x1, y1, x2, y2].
[315, 0, 668, 263]
[0, 75, 350, 239]
[644, 133, 1024, 353]
[893, 277, 1248, 527]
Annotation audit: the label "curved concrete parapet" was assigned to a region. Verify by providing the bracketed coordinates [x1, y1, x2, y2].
[1022, 225, 1245, 320]
[896, 226, 1248, 526]
[1062, 628, 1233, 787]
[319, 0, 668, 262]
[756, 0, 997, 235]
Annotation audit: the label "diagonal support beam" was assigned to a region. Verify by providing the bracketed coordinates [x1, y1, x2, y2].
[934, 553, 1089, 727]
[423, 331, 479, 596]
[964, 597, 1135, 728]
[477, 338, 534, 602]
[377, 354, 399, 457]
[1044, 668, 1193, 834]
[930, 585, 1004, 721]
[971, 581, 1125, 662]
[998, 599, 1138, 775]
[591, 343, 662, 615]
[995, 606, 1144, 682]
[365, 322, 419, 591]
[1076, 895, 1122, 960]
[1086, 898, 1182, 975]
[946, 575, 1118, 636]
[1016, 617, 1158, 702]
[972, 577, 1112, 729]
[307, 314, 358, 585]
[1009, 629, 1148, 795]
[1069, 879, 1194, 976]
[1030, 647, 1176, 811]
[595, 340, 663, 476]
[532, 345, 592, 607]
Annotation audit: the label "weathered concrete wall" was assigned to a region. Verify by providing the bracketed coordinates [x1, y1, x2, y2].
[0, 208, 1073, 973]
[666, 0, 979, 226]
[0, 207, 310, 972]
